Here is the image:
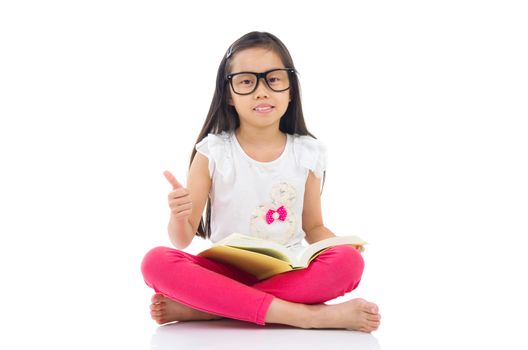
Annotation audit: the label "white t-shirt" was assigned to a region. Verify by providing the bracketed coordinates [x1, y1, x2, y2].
[195, 131, 327, 249]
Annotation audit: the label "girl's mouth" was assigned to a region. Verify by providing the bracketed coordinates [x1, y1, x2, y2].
[253, 105, 274, 112]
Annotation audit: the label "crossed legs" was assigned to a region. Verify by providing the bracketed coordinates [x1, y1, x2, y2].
[141, 245, 380, 332]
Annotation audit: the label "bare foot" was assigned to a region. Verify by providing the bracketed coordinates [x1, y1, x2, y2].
[150, 293, 224, 324]
[311, 298, 381, 332]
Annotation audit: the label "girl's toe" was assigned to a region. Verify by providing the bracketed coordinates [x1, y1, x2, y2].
[151, 293, 165, 303]
[150, 303, 163, 311]
[368, 314, 381, 322]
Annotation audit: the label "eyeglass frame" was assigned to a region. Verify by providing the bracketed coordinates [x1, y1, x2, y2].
[226, 68, 296, 95]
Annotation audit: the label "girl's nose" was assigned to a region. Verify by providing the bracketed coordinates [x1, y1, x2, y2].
[254, 77, 270, 99]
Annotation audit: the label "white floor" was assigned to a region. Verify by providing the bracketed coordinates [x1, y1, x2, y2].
[149, 319, 380, 350]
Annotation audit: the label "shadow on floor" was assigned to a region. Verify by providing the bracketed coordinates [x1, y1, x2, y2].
[150, 319, 380, 349]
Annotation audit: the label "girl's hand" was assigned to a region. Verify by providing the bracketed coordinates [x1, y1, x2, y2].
[164, 170, 192, 221]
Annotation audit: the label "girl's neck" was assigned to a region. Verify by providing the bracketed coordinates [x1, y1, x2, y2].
[234, 126, 287, 163]
[234, 126, 285, 147]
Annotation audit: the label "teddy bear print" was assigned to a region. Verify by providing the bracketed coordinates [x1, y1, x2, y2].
[249, 182, 298, 245]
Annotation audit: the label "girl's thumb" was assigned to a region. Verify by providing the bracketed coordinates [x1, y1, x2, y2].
[163, 170, 183, 189]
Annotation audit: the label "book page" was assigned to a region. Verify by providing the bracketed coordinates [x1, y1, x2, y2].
[229, 246, 291, 262]
[216, 233, 293, 261]
[297, 235, 367, 267]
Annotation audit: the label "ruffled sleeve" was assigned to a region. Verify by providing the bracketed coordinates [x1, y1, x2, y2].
[195, 132, 234, 179]
[292, 134, 328, 179]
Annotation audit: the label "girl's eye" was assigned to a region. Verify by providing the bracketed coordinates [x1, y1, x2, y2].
[234, 75, 255, 86]
[268, 77, 280, 83]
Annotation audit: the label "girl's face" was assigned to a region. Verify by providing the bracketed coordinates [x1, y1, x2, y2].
[228, 47, 291, 132]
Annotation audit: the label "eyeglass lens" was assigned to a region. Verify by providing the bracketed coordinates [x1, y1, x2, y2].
[231, 70, 290, 94]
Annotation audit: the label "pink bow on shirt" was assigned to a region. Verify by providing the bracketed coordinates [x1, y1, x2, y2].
[266, 205, 287, 224]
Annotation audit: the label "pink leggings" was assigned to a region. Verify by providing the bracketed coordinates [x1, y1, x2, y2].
[141, 244, 364, 326]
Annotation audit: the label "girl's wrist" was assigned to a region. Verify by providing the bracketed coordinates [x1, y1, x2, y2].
[170, 213, 189, 226]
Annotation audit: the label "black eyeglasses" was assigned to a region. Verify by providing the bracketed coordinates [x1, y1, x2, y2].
[226, 68, 295, 95]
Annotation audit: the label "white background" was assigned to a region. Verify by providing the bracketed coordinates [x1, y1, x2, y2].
[1, 1, 527, 349]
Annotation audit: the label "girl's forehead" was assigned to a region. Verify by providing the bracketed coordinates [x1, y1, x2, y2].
[229, 47, 285, 72]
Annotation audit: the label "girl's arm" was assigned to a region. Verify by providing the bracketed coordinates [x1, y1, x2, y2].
[301, 171, 337, 245]
[168, 152, 211, 249]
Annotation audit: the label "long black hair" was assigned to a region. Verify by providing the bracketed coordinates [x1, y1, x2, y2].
[190, 31, 324, 240]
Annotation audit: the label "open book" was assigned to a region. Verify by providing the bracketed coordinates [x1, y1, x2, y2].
[197, 233, 367, 280]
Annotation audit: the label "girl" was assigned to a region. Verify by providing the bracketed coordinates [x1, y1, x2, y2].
[141, 31, 381, 332]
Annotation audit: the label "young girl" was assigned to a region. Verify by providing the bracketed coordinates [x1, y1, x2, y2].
[141, 31, 381, 332]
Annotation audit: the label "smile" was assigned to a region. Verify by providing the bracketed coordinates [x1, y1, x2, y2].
[253, 105, 274, 112]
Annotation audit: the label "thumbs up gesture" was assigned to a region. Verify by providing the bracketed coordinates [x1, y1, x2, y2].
[164, 170, 192, 221]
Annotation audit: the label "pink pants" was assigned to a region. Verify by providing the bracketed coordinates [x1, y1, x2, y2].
[141, 244, 364, 326]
